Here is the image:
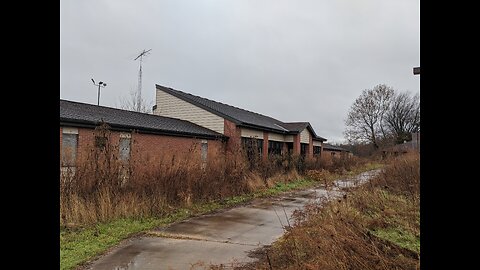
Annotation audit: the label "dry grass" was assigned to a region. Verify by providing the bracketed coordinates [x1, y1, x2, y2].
[60, 125, 377, 228]
[60, 145, 252, 227]
[230, 152, 420, 270]
[61, 126, 361, 228]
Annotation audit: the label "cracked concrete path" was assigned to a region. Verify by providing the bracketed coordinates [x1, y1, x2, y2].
[87, 169, 381, 270]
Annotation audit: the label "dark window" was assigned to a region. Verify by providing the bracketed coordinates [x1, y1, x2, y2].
[119, 137, 131, 162]
[95, 136, 107, 148]
[61, 133, 78, 167]
[300, 143, 309, 157]
[268, 141, 283, 155]
[242, 137, 263, 159]
[313, 146, 321, 155]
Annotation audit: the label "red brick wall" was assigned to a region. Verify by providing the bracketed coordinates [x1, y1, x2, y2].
[60, 126, 225, 166]
[263, 132, 269, 161]
[308, 134, 313, 159]
[293, 134, 301, 155]
[224, 119, 241, 153]
[130, 132, 224, 163]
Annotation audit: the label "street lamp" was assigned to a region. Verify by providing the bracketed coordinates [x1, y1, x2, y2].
[91, 78, 107, 106]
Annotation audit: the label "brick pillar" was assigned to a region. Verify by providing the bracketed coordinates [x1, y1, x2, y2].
[59, 127, 63, 154]
[224, 119, 241, 153]
[320, 142, 324, 158]
[293, 134, 300, 155]
[308, 134, 313, 159]
[263, 132, 269, 161]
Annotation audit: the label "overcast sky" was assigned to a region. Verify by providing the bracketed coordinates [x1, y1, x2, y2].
[60, 0, 419, 143]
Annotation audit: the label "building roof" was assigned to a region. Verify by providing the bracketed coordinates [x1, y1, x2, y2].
[280, 122, 326, 141]
[323, 143, 349, 152]
[279, 122, 309, 132]
[156, 84, 327, 141]
[60, 99, 225, 139]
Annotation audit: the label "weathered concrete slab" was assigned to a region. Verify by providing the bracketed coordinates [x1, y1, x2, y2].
[87, 169, 381, 270]
[90, 237, 256, 270]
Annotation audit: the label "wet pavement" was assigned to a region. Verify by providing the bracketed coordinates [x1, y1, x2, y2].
[87, 169, 381, 270]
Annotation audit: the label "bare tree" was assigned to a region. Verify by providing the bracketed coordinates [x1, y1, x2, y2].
[344, 84, 394, 149]
[385, 92, 420, 144]
[118, 90, 153, 113]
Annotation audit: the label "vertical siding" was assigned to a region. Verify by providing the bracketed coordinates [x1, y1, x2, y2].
[300, 128, 310, 144]
[155, 89, 225, 134]
[240, 128, 264, 139]
[268, 132, 284, 142]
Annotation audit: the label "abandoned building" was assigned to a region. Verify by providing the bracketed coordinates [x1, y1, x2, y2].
[153, 85, 326, 159]
[60, 84, 328, 167]
[322, 143, 352, 158]
[60, 99, 226, 168]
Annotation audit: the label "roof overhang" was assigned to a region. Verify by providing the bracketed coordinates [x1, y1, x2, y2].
[60, 118, 227, 141]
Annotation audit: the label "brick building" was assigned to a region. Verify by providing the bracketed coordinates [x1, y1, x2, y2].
[153, 85, 326, 160]
[322, 143, 352, 159]
[60, 84, 328, 168]
[60, 100, 226, 169]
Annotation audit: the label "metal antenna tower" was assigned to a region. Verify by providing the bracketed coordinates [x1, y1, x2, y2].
[134, 49, 152, 112]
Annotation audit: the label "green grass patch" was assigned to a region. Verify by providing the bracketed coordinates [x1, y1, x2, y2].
[60, 218, 160, 270]
[371, 227, 420, 253]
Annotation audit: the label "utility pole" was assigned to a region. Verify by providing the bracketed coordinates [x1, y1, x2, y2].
[134, 49, 151, 112]
[91, 78, 107, 106]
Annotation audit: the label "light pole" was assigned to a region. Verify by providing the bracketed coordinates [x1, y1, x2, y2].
[91, 78, 107, 106]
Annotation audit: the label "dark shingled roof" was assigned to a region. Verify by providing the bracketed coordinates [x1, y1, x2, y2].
[323, 143, 349, 152]
[60, 99, 225, 139]
[279, 122, 309, 132]
[279, 122, 326, 141]
[156, 84, 327, 141]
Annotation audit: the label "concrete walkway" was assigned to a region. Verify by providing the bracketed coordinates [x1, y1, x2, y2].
[87, 169, 381, 270]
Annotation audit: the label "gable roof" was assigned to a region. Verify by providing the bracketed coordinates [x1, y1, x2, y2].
[60, 99, 225, 140]
[279, 122, 309, 132]
[156, 84, 326, 141]
[280, 122, 326, 141]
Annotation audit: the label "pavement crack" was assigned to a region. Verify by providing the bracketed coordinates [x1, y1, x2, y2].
[146, 231, 259, 247]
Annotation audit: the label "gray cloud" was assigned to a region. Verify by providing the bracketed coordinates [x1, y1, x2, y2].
[60, 0, 419, 143]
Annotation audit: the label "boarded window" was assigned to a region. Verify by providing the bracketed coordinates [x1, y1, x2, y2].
[119, 137, 131, 162]
[61, 133, 78, 167]
[201, 141, 208, 162]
